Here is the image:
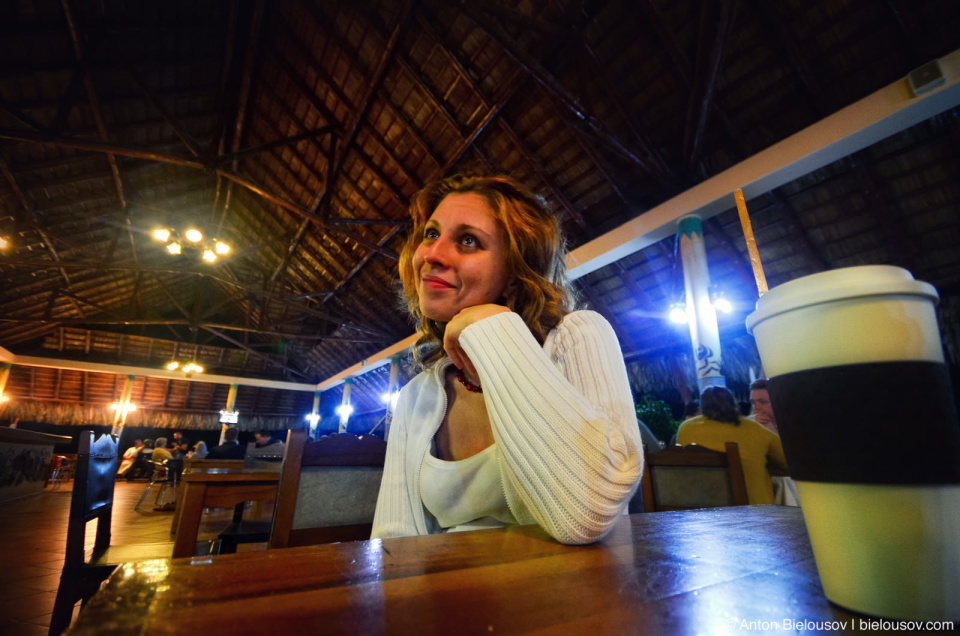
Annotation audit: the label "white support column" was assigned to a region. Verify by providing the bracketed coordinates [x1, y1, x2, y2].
[384, 355, 401, 440]
[338, 378, 353, 433]
[308, 390, 321, 438]
[679, 216, 726, 392]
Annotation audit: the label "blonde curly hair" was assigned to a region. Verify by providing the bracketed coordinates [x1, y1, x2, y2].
[398, 174, 576, 367]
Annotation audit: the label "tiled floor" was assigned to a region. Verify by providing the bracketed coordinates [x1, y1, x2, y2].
[0, 480, 270, 635]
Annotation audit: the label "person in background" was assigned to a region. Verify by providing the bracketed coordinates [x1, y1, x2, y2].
[205, 427, 246, 460]
[152, 437, 175, 463]
[187, 441, 208, 459]
[171, 431, 190, 457]
[749, 378, 778, 436]
[128, 438, 154, 480]
[372, 174, 642, 545]
[668, 400, 702, 446]
[676, 386, 788, 505]
[117, 439, 143, 478]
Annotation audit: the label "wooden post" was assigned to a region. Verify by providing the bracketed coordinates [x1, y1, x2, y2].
[0, 362, 10, 399]
[220, 383, 239, 444]
[678, 216, 726, 392]
[112, 374, 136, 436]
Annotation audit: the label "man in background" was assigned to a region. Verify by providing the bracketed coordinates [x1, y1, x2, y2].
[205, 427, 245, 460]
[750, 379, 778, 436]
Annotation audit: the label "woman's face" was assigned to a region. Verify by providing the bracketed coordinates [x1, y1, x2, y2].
[412, 192, 513, 322]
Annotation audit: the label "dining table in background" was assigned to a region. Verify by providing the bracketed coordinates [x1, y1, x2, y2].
[68, 506, 870, 635]
[171, 465, 280, 558]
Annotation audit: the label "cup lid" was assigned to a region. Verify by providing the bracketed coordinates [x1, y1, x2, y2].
[745, 265, 939, 334]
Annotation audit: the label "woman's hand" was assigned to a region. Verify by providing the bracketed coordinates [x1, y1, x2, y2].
[444, 304, 512, 377]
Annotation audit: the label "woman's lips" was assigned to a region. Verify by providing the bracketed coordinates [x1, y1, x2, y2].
[421, 275, 455, 290]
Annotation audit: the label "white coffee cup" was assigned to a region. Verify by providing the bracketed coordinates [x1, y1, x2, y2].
[746, 265, 960, 621]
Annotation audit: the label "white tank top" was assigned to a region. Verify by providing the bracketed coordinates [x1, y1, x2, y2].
[420, 443, 517, 532]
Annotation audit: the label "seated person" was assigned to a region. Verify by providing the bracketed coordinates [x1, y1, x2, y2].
[676, 386, 788, 505]
[128, 439, 154, 480]
[117, 439, 143, 477]
[749, 379, 778, 436]
[371, 175, 642, 545]
[152, 437, 175, 463]
[247, 429, 285, 457]
[205, 427, 246, 460]
[187, 440, 208, 459]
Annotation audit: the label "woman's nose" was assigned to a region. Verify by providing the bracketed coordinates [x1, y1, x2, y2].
[422, 237, 453, 266]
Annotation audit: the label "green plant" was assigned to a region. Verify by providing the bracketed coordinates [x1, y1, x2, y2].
[636, 395, 680, 445]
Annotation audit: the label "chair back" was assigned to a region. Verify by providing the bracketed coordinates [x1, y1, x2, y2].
[66, 432, 119, 568]
[270, 430, 387, 548]
[640, 442, 749, 512]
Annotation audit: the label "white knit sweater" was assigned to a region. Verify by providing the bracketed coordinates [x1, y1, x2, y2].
[371, 310, 643, 545]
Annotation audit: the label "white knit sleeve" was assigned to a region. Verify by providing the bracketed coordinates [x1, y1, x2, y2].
[459, 310, 643, 545]
[371, 389, 419, 540]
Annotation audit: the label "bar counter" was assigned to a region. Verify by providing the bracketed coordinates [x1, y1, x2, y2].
[64, 506, 885, 635]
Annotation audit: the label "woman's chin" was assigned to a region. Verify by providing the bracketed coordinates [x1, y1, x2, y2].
[420, 305, 455, 323]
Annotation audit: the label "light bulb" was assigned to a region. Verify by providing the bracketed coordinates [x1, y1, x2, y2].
[166, 361, 179, 370]
[166, 242, 181, 255]
[714, 297, 733, 314]
[185, 228, 203, 242]
[669, 307, 689, 324]
[152, 228, 171, 242]
[336, 404, 354, 417]
[193, 365, 204, 373]
[202, 249, 217, 263]
[0, 236, 9, 249]
[214, 241, 230, 255]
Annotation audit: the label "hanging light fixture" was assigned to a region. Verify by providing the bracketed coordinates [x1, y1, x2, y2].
[152, 226, 230, 264]
[166, 361, 204, 374]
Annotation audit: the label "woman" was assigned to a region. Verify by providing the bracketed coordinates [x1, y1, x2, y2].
[187, 441, 208, 459]
[371, 174, 642, 545]
[676, 386, 789, 504]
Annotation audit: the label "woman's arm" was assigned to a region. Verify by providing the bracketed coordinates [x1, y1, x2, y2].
[460, 310, 643, 545]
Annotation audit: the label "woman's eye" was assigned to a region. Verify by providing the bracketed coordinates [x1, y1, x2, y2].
[423, 228, 439, 240]
[460, 234, 478, 247]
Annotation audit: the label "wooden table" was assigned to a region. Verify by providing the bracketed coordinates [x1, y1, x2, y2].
[68, 506, 879, 635]
[171, 467, 280, 558]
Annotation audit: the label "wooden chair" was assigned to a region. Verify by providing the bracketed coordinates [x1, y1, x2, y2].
[640, 442, 749, 512]
[133, 458, 180, 512]
[212, 454, 284, 553]
[269, 430, 386, 548]
[50, 432, 174, 636]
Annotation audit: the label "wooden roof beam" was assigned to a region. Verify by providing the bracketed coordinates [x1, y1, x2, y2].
[309, 0, 415, 218]
[458, 1, 662, 177]
[217, 0, 266, 231]
[682, 0, 738, 176]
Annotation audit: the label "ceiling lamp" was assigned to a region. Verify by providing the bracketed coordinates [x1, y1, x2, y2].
[0, 236, 9, 250]
[167, 361, 204, 374]
[668, 302, 689, 324]
[152, 226, 230, 264]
